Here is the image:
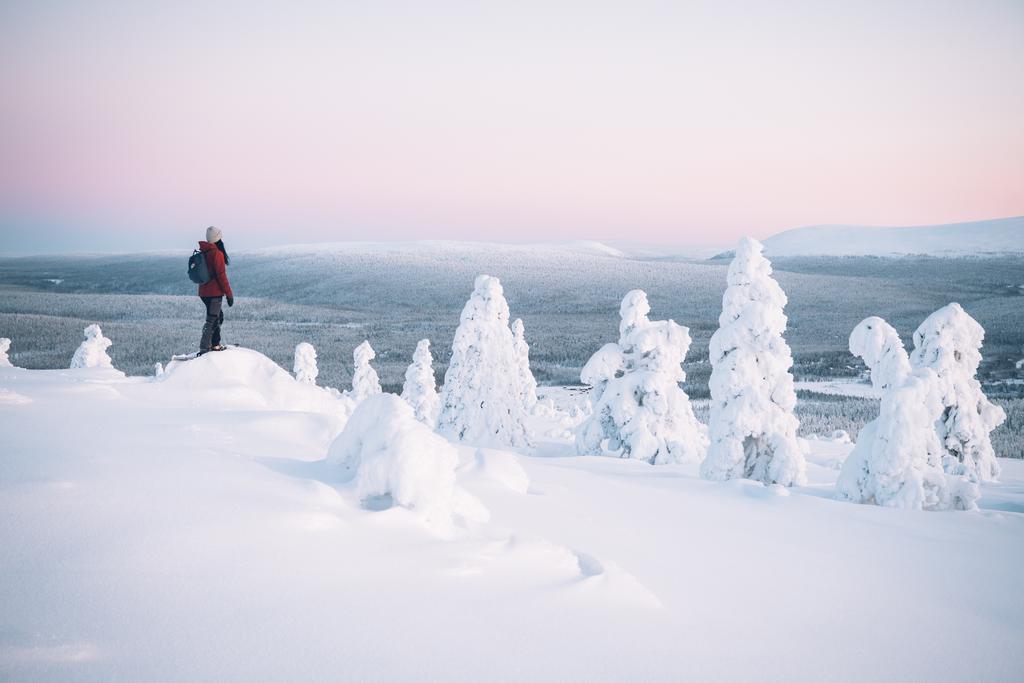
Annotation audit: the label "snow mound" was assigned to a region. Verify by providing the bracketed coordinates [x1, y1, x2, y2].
[327, 394, 487, 528]
[464, 535, 663, 609]
[160, 346, 353, 415]
[462, 448, 531, 494]
[761, 216, 1024, 257]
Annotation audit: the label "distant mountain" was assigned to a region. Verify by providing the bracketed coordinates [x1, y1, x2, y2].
[760, 216, 1024, 257]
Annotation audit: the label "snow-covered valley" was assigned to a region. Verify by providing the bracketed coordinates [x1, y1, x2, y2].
[2, 348, 1022, 681]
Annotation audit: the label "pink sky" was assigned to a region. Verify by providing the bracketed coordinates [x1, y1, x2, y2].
[1, 1, 1022, 252]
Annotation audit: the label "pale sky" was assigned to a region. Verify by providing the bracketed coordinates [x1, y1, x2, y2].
[1, 0, 1022, 253]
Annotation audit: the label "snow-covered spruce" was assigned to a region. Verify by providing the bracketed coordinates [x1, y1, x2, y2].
[437, 275, 529, 448]
[401, 339, 440, 426]
[849, 316, 912, 393]
[0, 337, 12, 367]
[70, 324, 114, 369]
[576, 290, 707, 464]
[346, 340, 382, 403]
[836, 317, 978, 510]
[511, 319, 539, 413]
[910, 303, 1006, 483]
[327, 393, 485, 527]
[293, 342, 319, 386]
[699, 237, 806, 486]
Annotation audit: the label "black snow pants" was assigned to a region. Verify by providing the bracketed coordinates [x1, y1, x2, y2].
[200, 295, 224, 352]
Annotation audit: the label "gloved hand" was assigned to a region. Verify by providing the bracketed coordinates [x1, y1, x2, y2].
[226, 296, 234, 307]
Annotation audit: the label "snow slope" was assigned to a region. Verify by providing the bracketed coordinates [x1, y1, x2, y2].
[1, 350, 1023, 681]
[761, 216, 1024, 257]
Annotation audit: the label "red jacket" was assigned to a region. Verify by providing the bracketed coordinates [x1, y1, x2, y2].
[198, 241, 234, 299]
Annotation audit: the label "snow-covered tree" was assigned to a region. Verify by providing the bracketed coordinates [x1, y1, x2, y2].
[837, 316, 978, 510]
[401, 339, 440, 426]
[437, 275, 529, 447]
[849, 316, 912, 393]
[511, 318, 538, 412]
[70, 324, 114, 369]
[576, 290, 707, 464]
[699, 237, 806, 486]
[0, 338, 12, 367]
[154, 362, 164, 378]
[910, 303, 1005, 483]
[293, 342, 319, 385]
[346, 340, 382, 403]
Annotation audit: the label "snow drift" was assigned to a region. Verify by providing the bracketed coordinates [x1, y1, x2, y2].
[161, 346, 354, 418]
[327, 394, 486, 528]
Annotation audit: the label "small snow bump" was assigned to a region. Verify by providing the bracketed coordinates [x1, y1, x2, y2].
[575, 551, 605, 577]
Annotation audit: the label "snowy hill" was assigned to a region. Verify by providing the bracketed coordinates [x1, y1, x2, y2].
[2, 350, 1023, 680]
[761, 216, 1024, 257]
[245, 238, 725, 261]
[246, 239, 630, 259]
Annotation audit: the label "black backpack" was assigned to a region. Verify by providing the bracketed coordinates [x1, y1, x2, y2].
[188, 249, 212, 284]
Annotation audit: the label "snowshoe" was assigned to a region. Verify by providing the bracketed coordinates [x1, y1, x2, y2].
[169, 344, 240, 363]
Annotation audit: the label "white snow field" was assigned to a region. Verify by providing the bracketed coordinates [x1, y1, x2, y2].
[1, 349, 1023, 681]
[761, 216, 1024, 257]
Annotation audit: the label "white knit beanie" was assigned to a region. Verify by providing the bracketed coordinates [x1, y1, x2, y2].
[206, 226, 222, 243]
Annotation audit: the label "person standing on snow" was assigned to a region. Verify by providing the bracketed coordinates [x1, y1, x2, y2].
[197, 226, 234, 354]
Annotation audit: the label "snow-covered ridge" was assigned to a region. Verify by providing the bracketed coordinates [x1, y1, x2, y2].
[244, 239, 629, 259]
[760, 216, 1024, 257]
[243, 239, 728, 261]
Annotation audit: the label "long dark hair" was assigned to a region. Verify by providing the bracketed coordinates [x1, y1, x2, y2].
[215, 239, 230, 266]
